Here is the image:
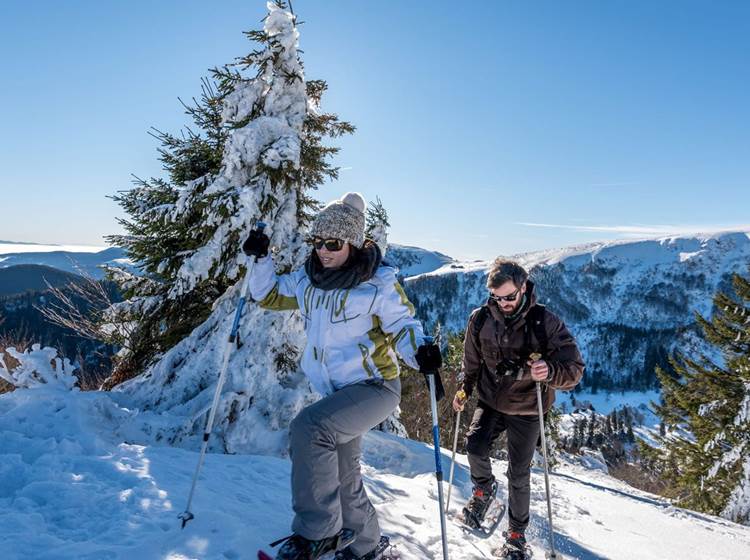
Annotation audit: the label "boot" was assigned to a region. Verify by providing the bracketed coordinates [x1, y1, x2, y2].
[335, 535, 392, 559]
[462, 478, 498, 529]
[498, 530, 529, 560]
[274, 528, 355, 559]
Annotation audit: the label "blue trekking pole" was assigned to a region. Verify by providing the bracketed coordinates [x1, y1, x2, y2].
[179, 221, 266, 529]
[424, 336, 449, 560]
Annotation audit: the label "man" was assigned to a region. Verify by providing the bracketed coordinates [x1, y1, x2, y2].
[453, 259, 584, 560]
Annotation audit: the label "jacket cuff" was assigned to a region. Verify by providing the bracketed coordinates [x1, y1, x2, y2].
[463, 381, 474, 397]
[543, 360, 557, 383]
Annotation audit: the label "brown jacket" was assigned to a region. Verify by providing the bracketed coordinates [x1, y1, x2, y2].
[462, 281, 585, 415]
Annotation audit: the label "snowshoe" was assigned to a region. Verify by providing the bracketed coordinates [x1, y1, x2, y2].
[457, 479, 505, 537]
[494, 530, 532, 560]
[335, 535, 399, 559]
[258, 528, 356, 560]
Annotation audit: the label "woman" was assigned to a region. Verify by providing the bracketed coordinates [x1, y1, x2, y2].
[243, 192, 441, 560]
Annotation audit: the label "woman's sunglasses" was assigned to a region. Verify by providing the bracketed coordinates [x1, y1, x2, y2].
[489, 288, 520, 302]
[310, 237, 346, 252]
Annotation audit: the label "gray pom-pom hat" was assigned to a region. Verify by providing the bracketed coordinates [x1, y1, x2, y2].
[310, 192, 367, 249]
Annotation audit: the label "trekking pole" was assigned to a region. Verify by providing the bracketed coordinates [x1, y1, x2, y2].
[178, 221, 266, 529]
[424, 336, 449, 560]
[533, 353, 557, 558]
[445, 408, 461, 514]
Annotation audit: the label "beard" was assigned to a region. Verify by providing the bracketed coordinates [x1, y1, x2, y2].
[499, 301, 520, 316]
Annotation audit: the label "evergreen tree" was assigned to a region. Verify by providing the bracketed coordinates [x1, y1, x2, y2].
[104, 2, 353, 387]
[365, 196, 390, 257]
[626, 420, 635, 444]
[653, 268, 750, 524]
[102, 2, 355, 455]
[543, 404, 562, 469]
[612, 409, 621, 433]
[586, 410, 596, 447]
[577, 416, 588, 449]
[605, 414, 613, 436]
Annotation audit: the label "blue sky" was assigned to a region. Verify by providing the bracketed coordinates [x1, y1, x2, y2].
[1, 0, 748, 260]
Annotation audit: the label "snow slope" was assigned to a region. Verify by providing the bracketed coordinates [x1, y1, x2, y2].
[386, 244, 454, 279]
[0, 243, 131, 279]
[2, 387, 749, 560]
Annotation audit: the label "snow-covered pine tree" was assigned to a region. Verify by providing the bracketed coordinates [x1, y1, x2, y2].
[365, 196, 390, 258]
[106, 1, 354, 456]
[654, 268, 750, 524]
[106, 4, 353, 389]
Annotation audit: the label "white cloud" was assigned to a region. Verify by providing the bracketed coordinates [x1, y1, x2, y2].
[516, 222, 750, 238]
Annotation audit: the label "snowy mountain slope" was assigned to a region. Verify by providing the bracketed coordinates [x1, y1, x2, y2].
[2, 387, 750, 560]
[405, 231, 750, 389]
[0, 244, 131, 279]
[385, 244, 454, 279]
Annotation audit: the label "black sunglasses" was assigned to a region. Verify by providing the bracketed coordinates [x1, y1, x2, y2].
[309, 237, 346, 252]
[489, 287, 520, 302]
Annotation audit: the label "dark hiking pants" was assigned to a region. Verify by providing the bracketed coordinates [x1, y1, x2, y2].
[465, 400, 540, 533]
[289, 378, 400, 556]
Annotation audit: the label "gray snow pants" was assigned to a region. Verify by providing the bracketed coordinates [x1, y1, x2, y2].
[465, 401, 540, 533]
[289, 377, 400, 556]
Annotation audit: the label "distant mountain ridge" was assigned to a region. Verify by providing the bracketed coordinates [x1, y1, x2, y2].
[404, 231, 750, 390]
[0, 243, 449, 281]
[0, 265, 86, 297]
[385, 243, 454, 278]
[0, 246, 131, 279]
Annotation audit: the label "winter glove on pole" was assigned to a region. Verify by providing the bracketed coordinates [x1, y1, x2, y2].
[242, 228, 270, 258]
[416, 342, 445, 401]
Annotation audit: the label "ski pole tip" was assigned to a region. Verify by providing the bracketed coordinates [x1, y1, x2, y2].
[178, 511, 194, 529]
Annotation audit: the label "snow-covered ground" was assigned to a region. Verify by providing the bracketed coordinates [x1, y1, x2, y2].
[2, 387, 750, 560]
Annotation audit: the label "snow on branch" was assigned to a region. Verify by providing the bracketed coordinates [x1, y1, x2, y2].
[0, 344, 78, 390]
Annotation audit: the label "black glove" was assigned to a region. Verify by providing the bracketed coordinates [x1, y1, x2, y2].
[416, 343, 442, 372]
[242, 229, 270, 258]
[416, 343, 445, 401]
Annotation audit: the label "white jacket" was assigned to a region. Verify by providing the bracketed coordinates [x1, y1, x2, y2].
[248, 255, 425, 396]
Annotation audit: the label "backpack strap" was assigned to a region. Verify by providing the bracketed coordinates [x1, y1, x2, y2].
[527, 304, 549, 356]
[471, 305, 490, 352]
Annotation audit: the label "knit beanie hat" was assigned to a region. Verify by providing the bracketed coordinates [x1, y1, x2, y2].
[310, 192, 367, 249]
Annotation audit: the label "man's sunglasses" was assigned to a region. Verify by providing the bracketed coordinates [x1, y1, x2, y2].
[489, 288, 520, 302]
[309, 237, 346, 252]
